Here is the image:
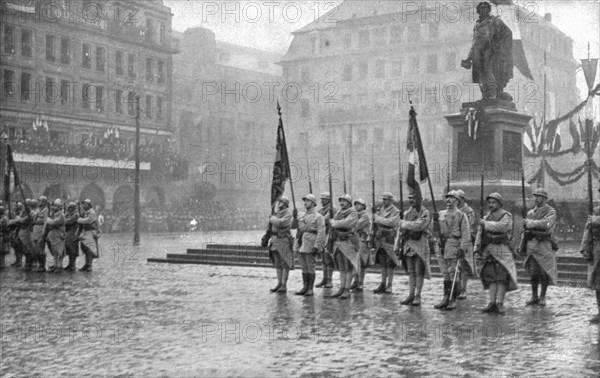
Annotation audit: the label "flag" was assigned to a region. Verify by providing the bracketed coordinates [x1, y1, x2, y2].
[270, 107, 290, 207]
[523, 121, 535, 154]
[406, 107, 429, 199]
[568, 118, 581, 154]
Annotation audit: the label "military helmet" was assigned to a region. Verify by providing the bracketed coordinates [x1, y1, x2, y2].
[381, 192, 394, 200]
[320, 191, 331, 200]
[38, 195, 48, 203]
[82, 199, 92, 205]
[67, 202, 77, 209]
[302, 194, 317, 206]
[279, 196, 290, 205]
[354, 198, 366, 207]
[456, 189, 467, 200]
[486, 192, 503, 204]
[53, 198, 63, 207]
[533, 188, 548, 199]
[29, 199, 39, 207]
[445, 190, 460, 200]
[339, 194, 353, 204]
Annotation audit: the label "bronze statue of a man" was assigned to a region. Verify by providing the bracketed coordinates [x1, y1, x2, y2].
[461, 2, 513, 101]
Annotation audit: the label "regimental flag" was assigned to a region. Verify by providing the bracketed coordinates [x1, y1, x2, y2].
[406, 106, 429, 199]
[270, 103, 291, 208]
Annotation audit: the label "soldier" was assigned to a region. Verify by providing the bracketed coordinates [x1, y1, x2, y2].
[0, 205, 8, 269]
[396, 192, 432, 306]
[64, 202, 80, 271]
[316, 192, 337, 289]
[8, 201, 34, 271]
[7, 202, 23, 268]
[581, 190, 600, 323]
[520, 188, 558, 307]
[329, 194, 359, 299]
[77, 199, 100, 272]
[46, 199, 66, 273]
[475, 193, 518, 315]
[267, 196, 294, 293]
[30, 198, 47, 272]
[291, 194, 326, 297]
[456, 189, 477, 300]
[350, 198, 371, 291]
[435, 191, 470, 310]
[373, 192, 400, 294]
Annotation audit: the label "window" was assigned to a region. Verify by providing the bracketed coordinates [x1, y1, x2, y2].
[95, 86, 103, 111]
[46, 35, 55, 61]
[20, 72, 31, 101]
[21, 29, 32, 57]
[157, 60, 164, 83]
[446, 52, 456, 71]
[411, 56, 420, 73]
[159, 22, 165, 45]
[343, 34, 352, 49]
[116, 50, 124, 75]
[375, 60, 385, 78]
[392, 61, 402, 77]
[82, 84, 91, 109]
[429, 24, 439, 39]
[128, 54, 136, 77]
[427, 54, 437, 73]
[300, 99, 309, 118]
[359, 62, 368, 80]
[115, 89, 123, 113]
[157, 96, 163, 119]
[128, 91, 136, 116]
[96, 46, 105, 72]
[145, 95, 152, 118]
[343, 64, 352, 81]
[82, 43, 91, 68]
[3, 70, 15, 98]
[45, 77, 55, 103]
[60, 80, 69, 105]
[4, 25, 15, 54]
[391, 25, 404, 44]
[146, 58, 154, 81]
[61, 37, 70, 64]
[359, 30, 370, 47]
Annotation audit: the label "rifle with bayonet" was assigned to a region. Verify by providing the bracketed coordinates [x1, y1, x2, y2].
[367, 146, 377, 249]
[342, 151, 347, 194]
[305, 145, 312, 195]
[325, 143, 336, 254]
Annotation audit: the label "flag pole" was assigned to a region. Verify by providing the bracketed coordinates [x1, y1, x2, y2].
[277, 100, 295, 211]
[134, 95, 141, 246]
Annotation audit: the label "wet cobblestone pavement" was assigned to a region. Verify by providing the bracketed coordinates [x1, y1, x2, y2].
[1, 232, 599, 377]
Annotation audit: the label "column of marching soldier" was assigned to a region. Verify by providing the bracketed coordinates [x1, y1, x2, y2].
[0, 197, 100, 273]
[265, 188, 600, 323]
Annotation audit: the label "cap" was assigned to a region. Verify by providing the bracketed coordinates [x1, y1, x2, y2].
[533, 188, 548, 198]
[445, 191, 460, 200]
[279, 196, 289, 205]
[302, 194, 317, 206]
[320, 192, 331, 200]
[456, 189, 466, 200]
[354, 198, 366, 207]
[486, 192, 503, 204]
[339, 194, 353, 204]
[381, 192, 394, 200]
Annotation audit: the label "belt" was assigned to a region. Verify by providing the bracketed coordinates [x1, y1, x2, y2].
[335, 228, 351, 232]
[306, 230, 318, 234]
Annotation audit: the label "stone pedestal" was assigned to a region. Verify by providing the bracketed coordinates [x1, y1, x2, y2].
[444, 103, 533, 202]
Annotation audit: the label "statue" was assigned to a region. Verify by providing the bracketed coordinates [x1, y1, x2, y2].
[461, 2, 513, 102]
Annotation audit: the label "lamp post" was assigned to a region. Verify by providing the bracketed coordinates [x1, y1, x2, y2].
[134, 95, 141, 246]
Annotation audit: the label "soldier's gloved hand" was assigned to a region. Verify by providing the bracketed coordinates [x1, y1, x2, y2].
[457, 248, 466, 259]
[292, 209, 298, 218]
[311, 247, 319, 255]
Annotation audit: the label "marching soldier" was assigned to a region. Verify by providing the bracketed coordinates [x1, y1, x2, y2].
[46, 199, 66, 273]
[267, 196, 294, 293]
[8, 201, 34, 271]
[580, 191, 600, 323]
[329, 194, 359, 299]
[435, 191, 470, 310]
[373, 192, 400, 294]
[0, 204, 8, 269]
[64, 202, 80, 271]
[316, 192, 337, 289]
[77, 199, 100, 272]
[475, 193, 518, 315]
[291, 194, 326, 297]
[30, 198, 47, 272]
[350, 199, 371, 291]
[396, 192, 432, 306]
[456, 189, 477, 300]
[520, 188, 558, 307]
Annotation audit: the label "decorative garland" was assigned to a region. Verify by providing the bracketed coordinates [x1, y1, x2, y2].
[528, 158, 600, 187]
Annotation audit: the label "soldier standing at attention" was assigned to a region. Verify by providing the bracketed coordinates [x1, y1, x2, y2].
[77, 199, 100, 272]
[435, 191, 470, 310]
[316, 192, 337, 289]
[291, 194, 326, 297]
[521, 188, 558, 307]
[373, 192, 400, 294]
[329, 194, 359, 299]
[475, 193, 518, 315]
[0, 205, 9, 269]
[396, 192, 432, 306]
[9, 201, 34, 271]
[350, 199, 371, 291]
[581, 189, 600, 323]
[46, 199, 66, 273]
[456, 189, 477, 300]
[30, 198, 47, 272]
[64, 202, 80, 271]
[267, 196, 294, 293]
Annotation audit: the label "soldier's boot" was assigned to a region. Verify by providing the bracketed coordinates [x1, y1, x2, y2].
[35, 254, 46, 272]
[324, 269, 333, 289]
[384, 267, 394, 294]
[446, 281, 461, 311]
[458, 273, 468, 300]
[538, 277, 549, 306]
[480, 302, 497, 313]
[401, 275, 416, 305]
[277, 269, 288, 293]
[65, 256, 76, 271]
[315, 267, 327, 288]
[79, 254, 93, 272]
[295, 273, 309, 295]
[412, 274, 424, 306]
[356, 270, 366, 291]
[527, 276, 539, 305]
[54, 255, 64, 272]
[338, 273, 352, 299]
[270, 268, 283, 292]
[22, 255, 33, 272]
[349, 273, 359, 291]
[330, 274, 346, 298]
[434, 281, 451, 310]
[47, 254, 57, 273]
[304, 273, 315, 297]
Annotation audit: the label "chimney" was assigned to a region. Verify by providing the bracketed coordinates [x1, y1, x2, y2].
[544, 13, 552, 23]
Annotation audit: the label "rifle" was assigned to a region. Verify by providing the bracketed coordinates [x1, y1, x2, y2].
[342, 151, 347, 194]
[397, 135, 405, 259]
[518, 147, 528, 258]
[446, 141, 451, 194]
[325, 143, 336, 253]
[584, 119, 595, 262]
[305, 145, 312, 194]
[367, 146, 377, 249]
